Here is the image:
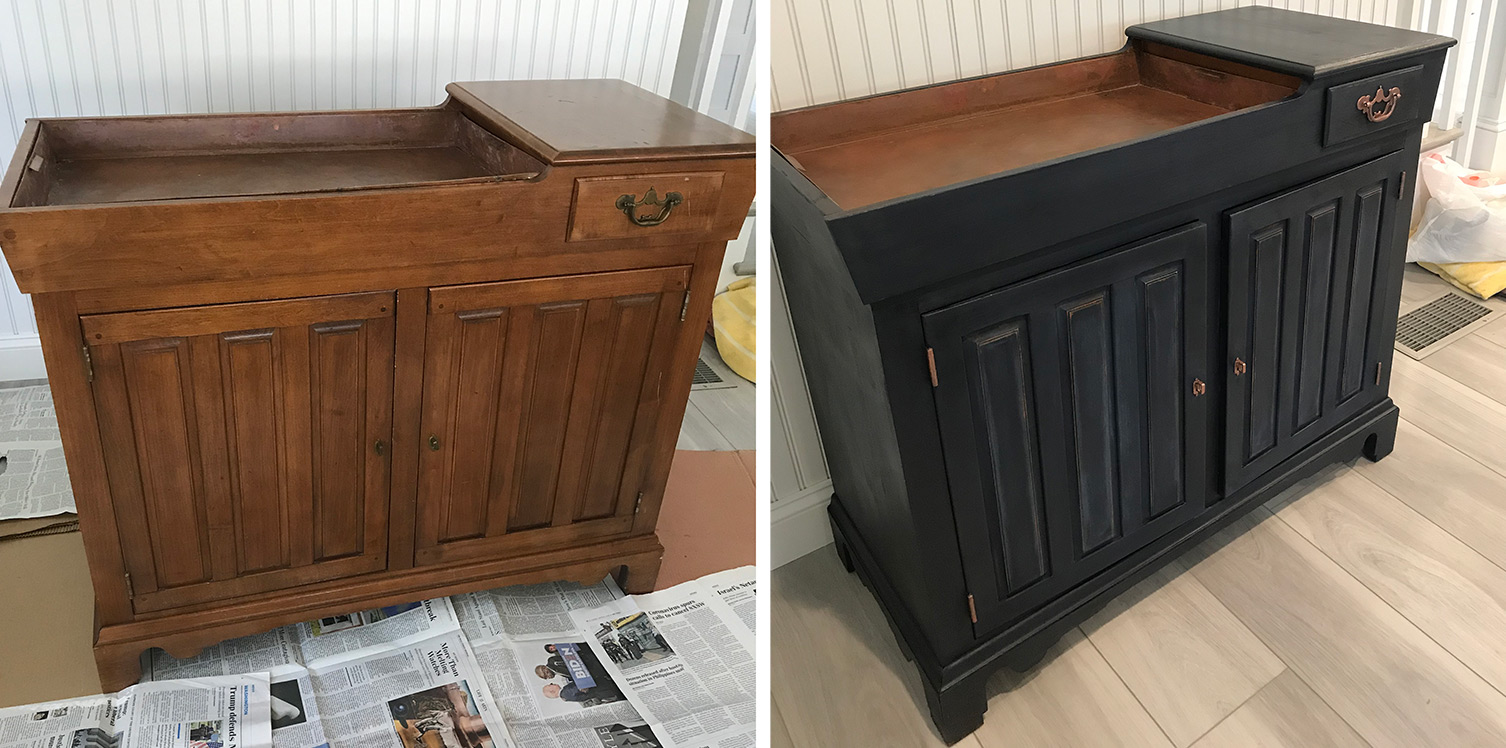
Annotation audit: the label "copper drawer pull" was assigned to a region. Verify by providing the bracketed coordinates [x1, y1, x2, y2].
[616, 188, 683, 227]
[1192, 379, 1206, 397]
[1357, 86, 1402, 123]
[1234, 358, 1247, 376]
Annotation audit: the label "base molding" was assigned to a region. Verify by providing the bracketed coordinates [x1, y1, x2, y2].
[95, 533, 665, 690]
[832, 399, 1401, 745]
[771, 480, 834, 567]
[0, 336, 47, 383]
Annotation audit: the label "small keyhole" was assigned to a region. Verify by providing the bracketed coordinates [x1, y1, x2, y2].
[428, 435, 440, 451]
[374, 440, 385, 456]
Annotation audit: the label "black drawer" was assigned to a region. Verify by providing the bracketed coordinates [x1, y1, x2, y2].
[1324, 65, 1428, 146]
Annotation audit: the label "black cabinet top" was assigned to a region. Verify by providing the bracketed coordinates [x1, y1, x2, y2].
[1127, 7, 1455, 78]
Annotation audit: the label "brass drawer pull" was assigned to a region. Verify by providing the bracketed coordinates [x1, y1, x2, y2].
[1357, 86, 1401, 123]
[616, 188, 683, 227]
[1234, 358, 1247, 376]
[1192, 378, 1206, 397]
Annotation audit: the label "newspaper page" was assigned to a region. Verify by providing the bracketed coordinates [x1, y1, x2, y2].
[698, 567, 755, 636]
[453, 578, 623, 642]
[145, 598, 460, 680]
[0, 675, 271, 748]
[306, 630, 514, 748]
[0, 385, 72, 521]
[570, 580, 756, 748]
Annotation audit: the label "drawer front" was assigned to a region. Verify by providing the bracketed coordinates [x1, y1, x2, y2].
[568, 172, 725, 242]
[1324, 65, 1427, 146]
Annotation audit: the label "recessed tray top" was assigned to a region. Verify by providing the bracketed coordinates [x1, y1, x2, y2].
[10, 107, 546, 207]
[772, 43, 1299, 210]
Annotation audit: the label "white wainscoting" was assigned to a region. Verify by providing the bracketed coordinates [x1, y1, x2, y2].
[767, 0, 1505, 566]
[0, 0, 691, 381]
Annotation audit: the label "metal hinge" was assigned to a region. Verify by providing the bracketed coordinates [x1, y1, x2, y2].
[1376, 361, 1384, 386]
[124, 573, 134, 598]
[967, 594, 978, 624]
[81, 345, 94, 383]
[679, 291, 690, 322]
[1399, 171, 1407, 200]
[926, 348, 939, 387]
[633, 492, 644, 515]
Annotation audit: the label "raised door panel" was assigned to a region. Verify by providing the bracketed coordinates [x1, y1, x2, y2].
[415, 267, 690, 566]
[1224, 152, 1406, 494]
[85, 293, 395, 613]
[925, 224, 1209, 633]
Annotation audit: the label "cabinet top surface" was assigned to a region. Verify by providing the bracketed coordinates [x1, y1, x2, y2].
[1127, 7, 1456, 78]
[0, 79, 752, 211]
[448, 79, 755, 166]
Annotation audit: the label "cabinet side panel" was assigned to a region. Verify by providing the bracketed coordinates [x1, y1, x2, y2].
[770, 157, 954, 656]
[968, 321, 1051, 596]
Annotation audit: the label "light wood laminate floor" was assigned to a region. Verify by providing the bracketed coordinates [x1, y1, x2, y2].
[772, 266, 1506, 747]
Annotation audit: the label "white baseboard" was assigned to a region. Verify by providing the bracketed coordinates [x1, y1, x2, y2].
[771, 480, 834, 568]
[0, 337, 47, 382]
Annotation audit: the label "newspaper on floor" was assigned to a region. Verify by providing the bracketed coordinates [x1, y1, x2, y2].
[146, 598, 462, 680]
[0, 674, 270, 748]
[307, 629, 513, 748]
[0, 384, 73, 520]
[569, 572, 756, 748]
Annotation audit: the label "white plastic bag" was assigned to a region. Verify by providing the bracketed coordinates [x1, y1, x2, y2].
[1408, 153, 1506, 263]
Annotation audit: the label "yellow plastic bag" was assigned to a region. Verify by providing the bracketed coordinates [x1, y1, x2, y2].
[1417, 261, 1506, 300]
[711, 277, 756, 383]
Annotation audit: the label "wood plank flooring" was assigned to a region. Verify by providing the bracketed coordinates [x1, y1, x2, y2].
[772, 268, 1506, 746]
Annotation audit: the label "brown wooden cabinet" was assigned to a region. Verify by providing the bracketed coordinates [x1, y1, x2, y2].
[0, 79, 754, 690]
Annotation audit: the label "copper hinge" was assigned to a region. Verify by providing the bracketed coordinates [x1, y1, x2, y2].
[124, 572, 134, 598]
[679, 291, 690, 322]
[927, 348, 939, 387]
[81, 345, 94, 383]
[967, 594, 978, 624]
[1376, 361, 1384, 386]
[634, 491, 644, 515]
[1399, 171, 1407, 200]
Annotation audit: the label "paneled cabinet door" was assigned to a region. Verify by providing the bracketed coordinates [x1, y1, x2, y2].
[1224, 151, 1407, 493]
[414, 266, 691, 566]
[84, 293, 396, 613]
[924, 224, 1210, 633]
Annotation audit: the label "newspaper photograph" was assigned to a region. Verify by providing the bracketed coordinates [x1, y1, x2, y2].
[266, 665, 328, 748]
[0, 675, 270, 748]
[306, 630, 513, 748]
[570, 580, 756, 748]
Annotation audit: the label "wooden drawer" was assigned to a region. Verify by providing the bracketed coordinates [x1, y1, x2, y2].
[1324, 65, 1428, 146]
[568, 172, 725, 242]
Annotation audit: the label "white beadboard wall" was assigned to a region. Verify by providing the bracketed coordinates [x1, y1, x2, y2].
[0, 0, 690, 380]
[765, 0, 1488, 567]
[771, 0, 1407, 111]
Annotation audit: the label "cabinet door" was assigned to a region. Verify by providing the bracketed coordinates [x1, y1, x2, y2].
[84, 293, 395, 613]
[415, 267, 690, 566]
[924, 224, 1210, 632]
[1225, 152, 1407, 493]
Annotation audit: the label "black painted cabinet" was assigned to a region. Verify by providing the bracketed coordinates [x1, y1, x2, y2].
[771, 7, 1450, 744]
[925, 224, 1210, 632]
[1224, 151, 1407, 492]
